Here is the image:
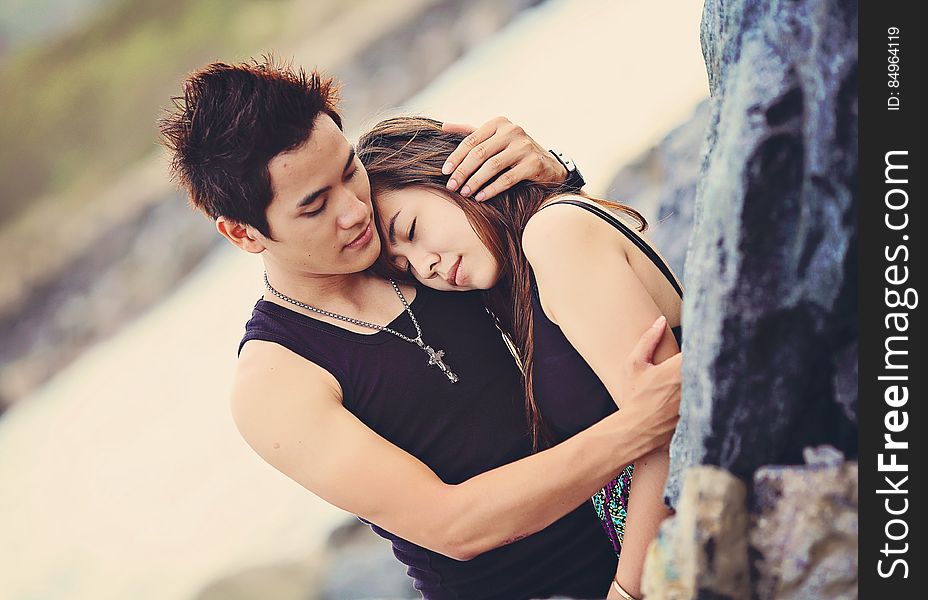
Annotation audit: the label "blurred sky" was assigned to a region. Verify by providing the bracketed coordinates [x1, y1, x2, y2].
[0, 2, 708, 599]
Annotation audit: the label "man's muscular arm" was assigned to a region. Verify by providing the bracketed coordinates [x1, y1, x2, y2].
[231, 320, 678, 561]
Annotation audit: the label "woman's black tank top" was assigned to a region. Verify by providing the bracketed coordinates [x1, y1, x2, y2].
[239, 285, 616, 599]
[530, 199, 684, 442]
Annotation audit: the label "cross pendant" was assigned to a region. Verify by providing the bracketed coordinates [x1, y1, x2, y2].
[423, 344, 460, 383]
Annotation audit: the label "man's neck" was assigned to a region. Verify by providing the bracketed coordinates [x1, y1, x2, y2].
[263, 263, 374, 306]
[261, 262, 415, 329]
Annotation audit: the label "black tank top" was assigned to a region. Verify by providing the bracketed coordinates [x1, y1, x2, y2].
[239, 285, 616, 599]
[530, 199, 684, 442]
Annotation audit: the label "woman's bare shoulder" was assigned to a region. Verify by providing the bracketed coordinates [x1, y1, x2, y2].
[522, 195, 628, 263]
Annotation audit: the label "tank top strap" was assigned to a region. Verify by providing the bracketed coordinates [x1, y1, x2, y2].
[538, 198, 683, 298]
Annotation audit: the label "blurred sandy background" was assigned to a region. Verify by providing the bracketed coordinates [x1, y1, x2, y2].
[0, 1, 707, 598]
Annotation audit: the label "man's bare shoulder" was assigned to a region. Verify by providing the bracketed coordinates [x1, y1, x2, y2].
[231, 340, 343, 453]
[235, 339, 342, 397]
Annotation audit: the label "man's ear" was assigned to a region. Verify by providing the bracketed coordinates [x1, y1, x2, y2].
[216, 217, 266, 254]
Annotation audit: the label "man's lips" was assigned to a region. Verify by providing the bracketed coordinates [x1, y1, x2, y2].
[446, 256, 462, 287]
[345, 223, 373, 249]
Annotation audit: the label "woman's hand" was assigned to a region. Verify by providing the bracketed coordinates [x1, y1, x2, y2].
[441, 117, 568, 201]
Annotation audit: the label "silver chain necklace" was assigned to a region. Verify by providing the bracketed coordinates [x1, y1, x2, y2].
[263, 273, 459, 383]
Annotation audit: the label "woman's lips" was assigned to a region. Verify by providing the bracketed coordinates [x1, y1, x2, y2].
[447, 256, 462, 287]
[345, 223, 373, 249]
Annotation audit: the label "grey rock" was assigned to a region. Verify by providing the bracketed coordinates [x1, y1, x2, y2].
[318, 518, 417, 600]
[192, 517, 417, 600]
[750, 448, 858, 599]
[0, 192, 218, 409]
[832, 340, 858, 426]
[802, 444, 844, 468]
[665, 0, 858, 506]
[641, 466, 751, 600]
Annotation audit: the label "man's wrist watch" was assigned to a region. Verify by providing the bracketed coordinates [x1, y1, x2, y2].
[548, 149, 586, 191]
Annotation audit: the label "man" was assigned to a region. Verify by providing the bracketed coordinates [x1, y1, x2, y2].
[160, 58, 680, 599]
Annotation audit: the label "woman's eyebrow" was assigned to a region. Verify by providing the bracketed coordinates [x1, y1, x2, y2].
[387, 209, 402, 246]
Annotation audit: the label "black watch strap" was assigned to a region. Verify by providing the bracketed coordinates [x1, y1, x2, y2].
[548, 149, 586, 191]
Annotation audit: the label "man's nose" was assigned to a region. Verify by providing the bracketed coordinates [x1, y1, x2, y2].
[336, 192, 369, 229]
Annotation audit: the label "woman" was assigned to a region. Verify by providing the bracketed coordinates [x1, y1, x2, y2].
[357, 117, 683, 599]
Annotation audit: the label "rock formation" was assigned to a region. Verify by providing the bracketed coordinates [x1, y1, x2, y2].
[643, 447, 857, 600]
[639, 0, 859, 597]
[642, 467, 751, 600]
[750, 447, 858, 600]
[666, 0, 859, 505]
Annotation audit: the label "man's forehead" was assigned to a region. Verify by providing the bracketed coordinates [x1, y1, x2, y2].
[305, 112, 348, 150]
[270, 115, 348, 174]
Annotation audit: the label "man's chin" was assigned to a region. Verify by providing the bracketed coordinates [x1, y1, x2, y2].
[351, 239, 382, 274]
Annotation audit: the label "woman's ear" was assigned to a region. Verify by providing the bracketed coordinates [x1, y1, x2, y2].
[216, 216, 266, 254]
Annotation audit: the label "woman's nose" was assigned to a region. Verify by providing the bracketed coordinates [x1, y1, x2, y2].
[412, 252, 440, 279]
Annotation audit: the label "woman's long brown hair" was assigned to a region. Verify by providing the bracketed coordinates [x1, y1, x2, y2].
[357, 117, 647, 451]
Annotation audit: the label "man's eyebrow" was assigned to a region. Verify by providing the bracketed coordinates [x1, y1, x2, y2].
[343, 147, 356, 173]
[388, 210, 401, 246]
[297, 186, 329, 208]
[296, 147, 356, 209]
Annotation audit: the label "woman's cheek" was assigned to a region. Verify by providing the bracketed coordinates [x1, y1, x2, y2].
[479, 256, 502, 289]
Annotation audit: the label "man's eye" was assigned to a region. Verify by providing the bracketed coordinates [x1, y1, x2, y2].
[305, 201, 326, 217]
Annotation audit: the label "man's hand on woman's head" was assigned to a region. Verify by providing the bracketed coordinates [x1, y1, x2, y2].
[441, 117, 568, 202]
